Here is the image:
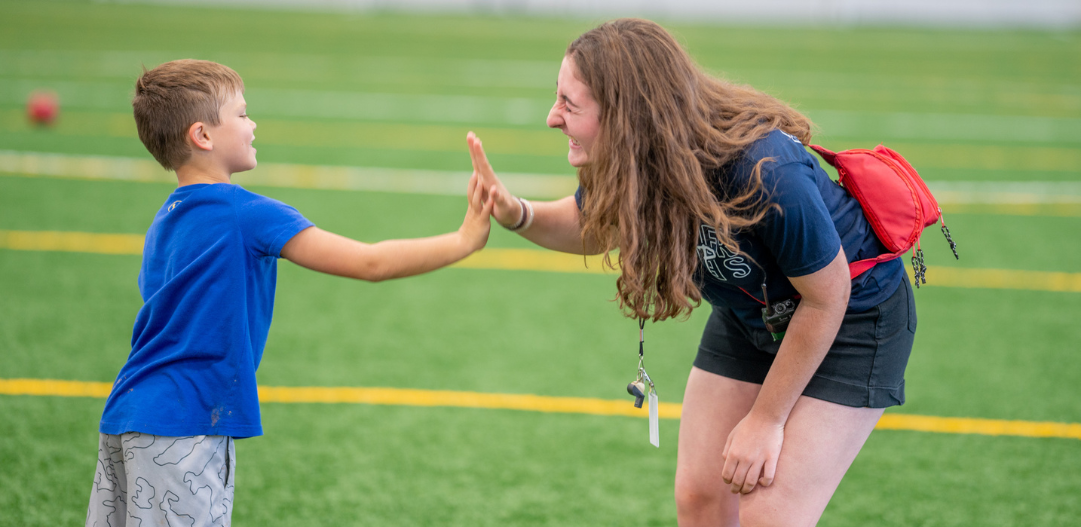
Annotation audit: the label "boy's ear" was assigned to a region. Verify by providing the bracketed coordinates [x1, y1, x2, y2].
[187, 122, 213, 152]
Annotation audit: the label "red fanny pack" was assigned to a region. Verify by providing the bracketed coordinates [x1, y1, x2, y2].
[810, 144, 959, 287]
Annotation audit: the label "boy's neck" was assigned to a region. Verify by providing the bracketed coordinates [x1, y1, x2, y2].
[175, 162, 232, 187]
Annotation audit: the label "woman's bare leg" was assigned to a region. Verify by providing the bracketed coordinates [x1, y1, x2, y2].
[737, 396, 883, 527]
[675, 366, 884, 527]
[675, 367, 760, 527]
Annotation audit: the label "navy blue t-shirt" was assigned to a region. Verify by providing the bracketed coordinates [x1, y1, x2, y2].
[100, 184, 313, 438]
[575, 129, 903, 328]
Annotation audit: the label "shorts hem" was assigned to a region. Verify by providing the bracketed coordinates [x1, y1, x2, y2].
[694, 353, 906, 409]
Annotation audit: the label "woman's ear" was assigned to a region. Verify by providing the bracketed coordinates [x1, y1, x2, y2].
[187, 122, 213, 152]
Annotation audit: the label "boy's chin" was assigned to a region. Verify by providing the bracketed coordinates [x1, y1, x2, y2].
[233, 158, 257, 174]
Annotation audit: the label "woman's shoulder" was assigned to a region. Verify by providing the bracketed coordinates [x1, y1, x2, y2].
[741, 129, 812, 168]
[711, 129, 814, 191]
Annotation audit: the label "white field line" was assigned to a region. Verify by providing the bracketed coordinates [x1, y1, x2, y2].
[0, 150, 579, 199]
[3, 150, 1080, 203]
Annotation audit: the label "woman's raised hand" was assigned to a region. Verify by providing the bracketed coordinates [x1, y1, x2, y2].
[467, 132, 522, 228]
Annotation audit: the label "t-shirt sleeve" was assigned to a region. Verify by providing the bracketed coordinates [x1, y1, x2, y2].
[233, 188, 315, 258]
[754, 161, 841, 278]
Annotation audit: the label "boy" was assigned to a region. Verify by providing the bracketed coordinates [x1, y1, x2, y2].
[86, 59, 493, 527]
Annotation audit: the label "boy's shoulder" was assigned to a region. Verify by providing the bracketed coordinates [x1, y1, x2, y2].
[162, 183, 284, 213]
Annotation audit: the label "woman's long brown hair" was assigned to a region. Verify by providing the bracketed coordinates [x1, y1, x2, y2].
[568, 18, 813, 322]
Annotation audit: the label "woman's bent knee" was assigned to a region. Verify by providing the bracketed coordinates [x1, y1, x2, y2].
[675, 477, 738, 526]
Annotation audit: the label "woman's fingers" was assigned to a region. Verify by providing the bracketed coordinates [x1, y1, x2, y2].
[720, 450, 737, 486]
[728, 459, 750, 494]
[760, 455, 778, 487]
[739, 460, 764, 494]
[476, 140, 494, 176]
[467, 132, 482, 174]
[467, 132, 490, 178]
[467, 132, 497, 179]
[467, 132, 521, 227]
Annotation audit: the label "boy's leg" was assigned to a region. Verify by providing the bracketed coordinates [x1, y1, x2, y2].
[90, 433, 235, 527]
[87, 433, 128, 527]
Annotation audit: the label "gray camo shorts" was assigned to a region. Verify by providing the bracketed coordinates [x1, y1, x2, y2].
[86, 432, 235, 527]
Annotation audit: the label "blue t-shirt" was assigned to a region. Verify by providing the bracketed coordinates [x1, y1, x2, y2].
[575, 129, 903, 328]
[100, 184, 313, 438]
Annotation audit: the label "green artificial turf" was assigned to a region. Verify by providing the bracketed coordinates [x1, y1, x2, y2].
[1, 1, 1080, 526]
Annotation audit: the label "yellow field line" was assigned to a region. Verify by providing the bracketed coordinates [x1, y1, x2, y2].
[0, 229, 145, 254]
[3, 229, 1081, 293]
[2, 378, 1078, 440]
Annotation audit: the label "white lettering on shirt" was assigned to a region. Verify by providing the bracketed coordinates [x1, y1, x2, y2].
[696, 224, 752, 282]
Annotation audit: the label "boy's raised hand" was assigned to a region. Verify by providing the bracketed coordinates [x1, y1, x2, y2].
[467, 132, 521, 228]
[459, 172, 495, 252]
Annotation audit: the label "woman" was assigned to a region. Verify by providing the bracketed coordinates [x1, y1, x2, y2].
[468, 18, 915, 526]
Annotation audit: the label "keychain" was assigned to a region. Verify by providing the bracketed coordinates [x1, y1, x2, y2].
[626, 318, 660, 447]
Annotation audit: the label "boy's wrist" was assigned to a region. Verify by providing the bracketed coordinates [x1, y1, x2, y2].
[455, 228, 478, 254]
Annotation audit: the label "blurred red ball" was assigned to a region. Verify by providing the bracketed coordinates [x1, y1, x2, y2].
[27, 91, 60, 126]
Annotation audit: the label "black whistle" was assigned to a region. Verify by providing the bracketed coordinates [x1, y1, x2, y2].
[627, 381, 646, 408]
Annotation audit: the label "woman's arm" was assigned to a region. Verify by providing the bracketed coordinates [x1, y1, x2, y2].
[467, 132, 603, 255]
[280, 174, 494, 282]
[720, 247, 851, 494]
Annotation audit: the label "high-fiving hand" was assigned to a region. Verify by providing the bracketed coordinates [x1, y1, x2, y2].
[459, 171, 495, 252]
[467, 132, 522, 228]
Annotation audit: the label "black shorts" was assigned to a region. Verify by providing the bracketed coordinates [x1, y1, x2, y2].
[694, 275, 917, 408]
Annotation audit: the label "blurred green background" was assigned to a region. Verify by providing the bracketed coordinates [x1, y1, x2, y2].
[1, 1, 1079, 525]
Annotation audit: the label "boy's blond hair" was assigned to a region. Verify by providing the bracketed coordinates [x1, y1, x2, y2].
[133, 59, 245, 170]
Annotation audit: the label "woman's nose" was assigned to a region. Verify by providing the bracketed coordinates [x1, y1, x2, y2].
[546, 104, 562, 128]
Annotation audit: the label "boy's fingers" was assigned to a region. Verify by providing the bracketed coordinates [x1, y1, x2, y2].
[471, 175, 484, 209]
[467, 172, 478, 201]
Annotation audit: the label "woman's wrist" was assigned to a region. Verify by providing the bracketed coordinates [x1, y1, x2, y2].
[504, 197, 534, 232]
[747, 400, 789, 428]
[497, 195, 523, 229]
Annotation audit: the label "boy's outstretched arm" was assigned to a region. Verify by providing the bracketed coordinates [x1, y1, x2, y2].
[280, 174, 493, 282]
